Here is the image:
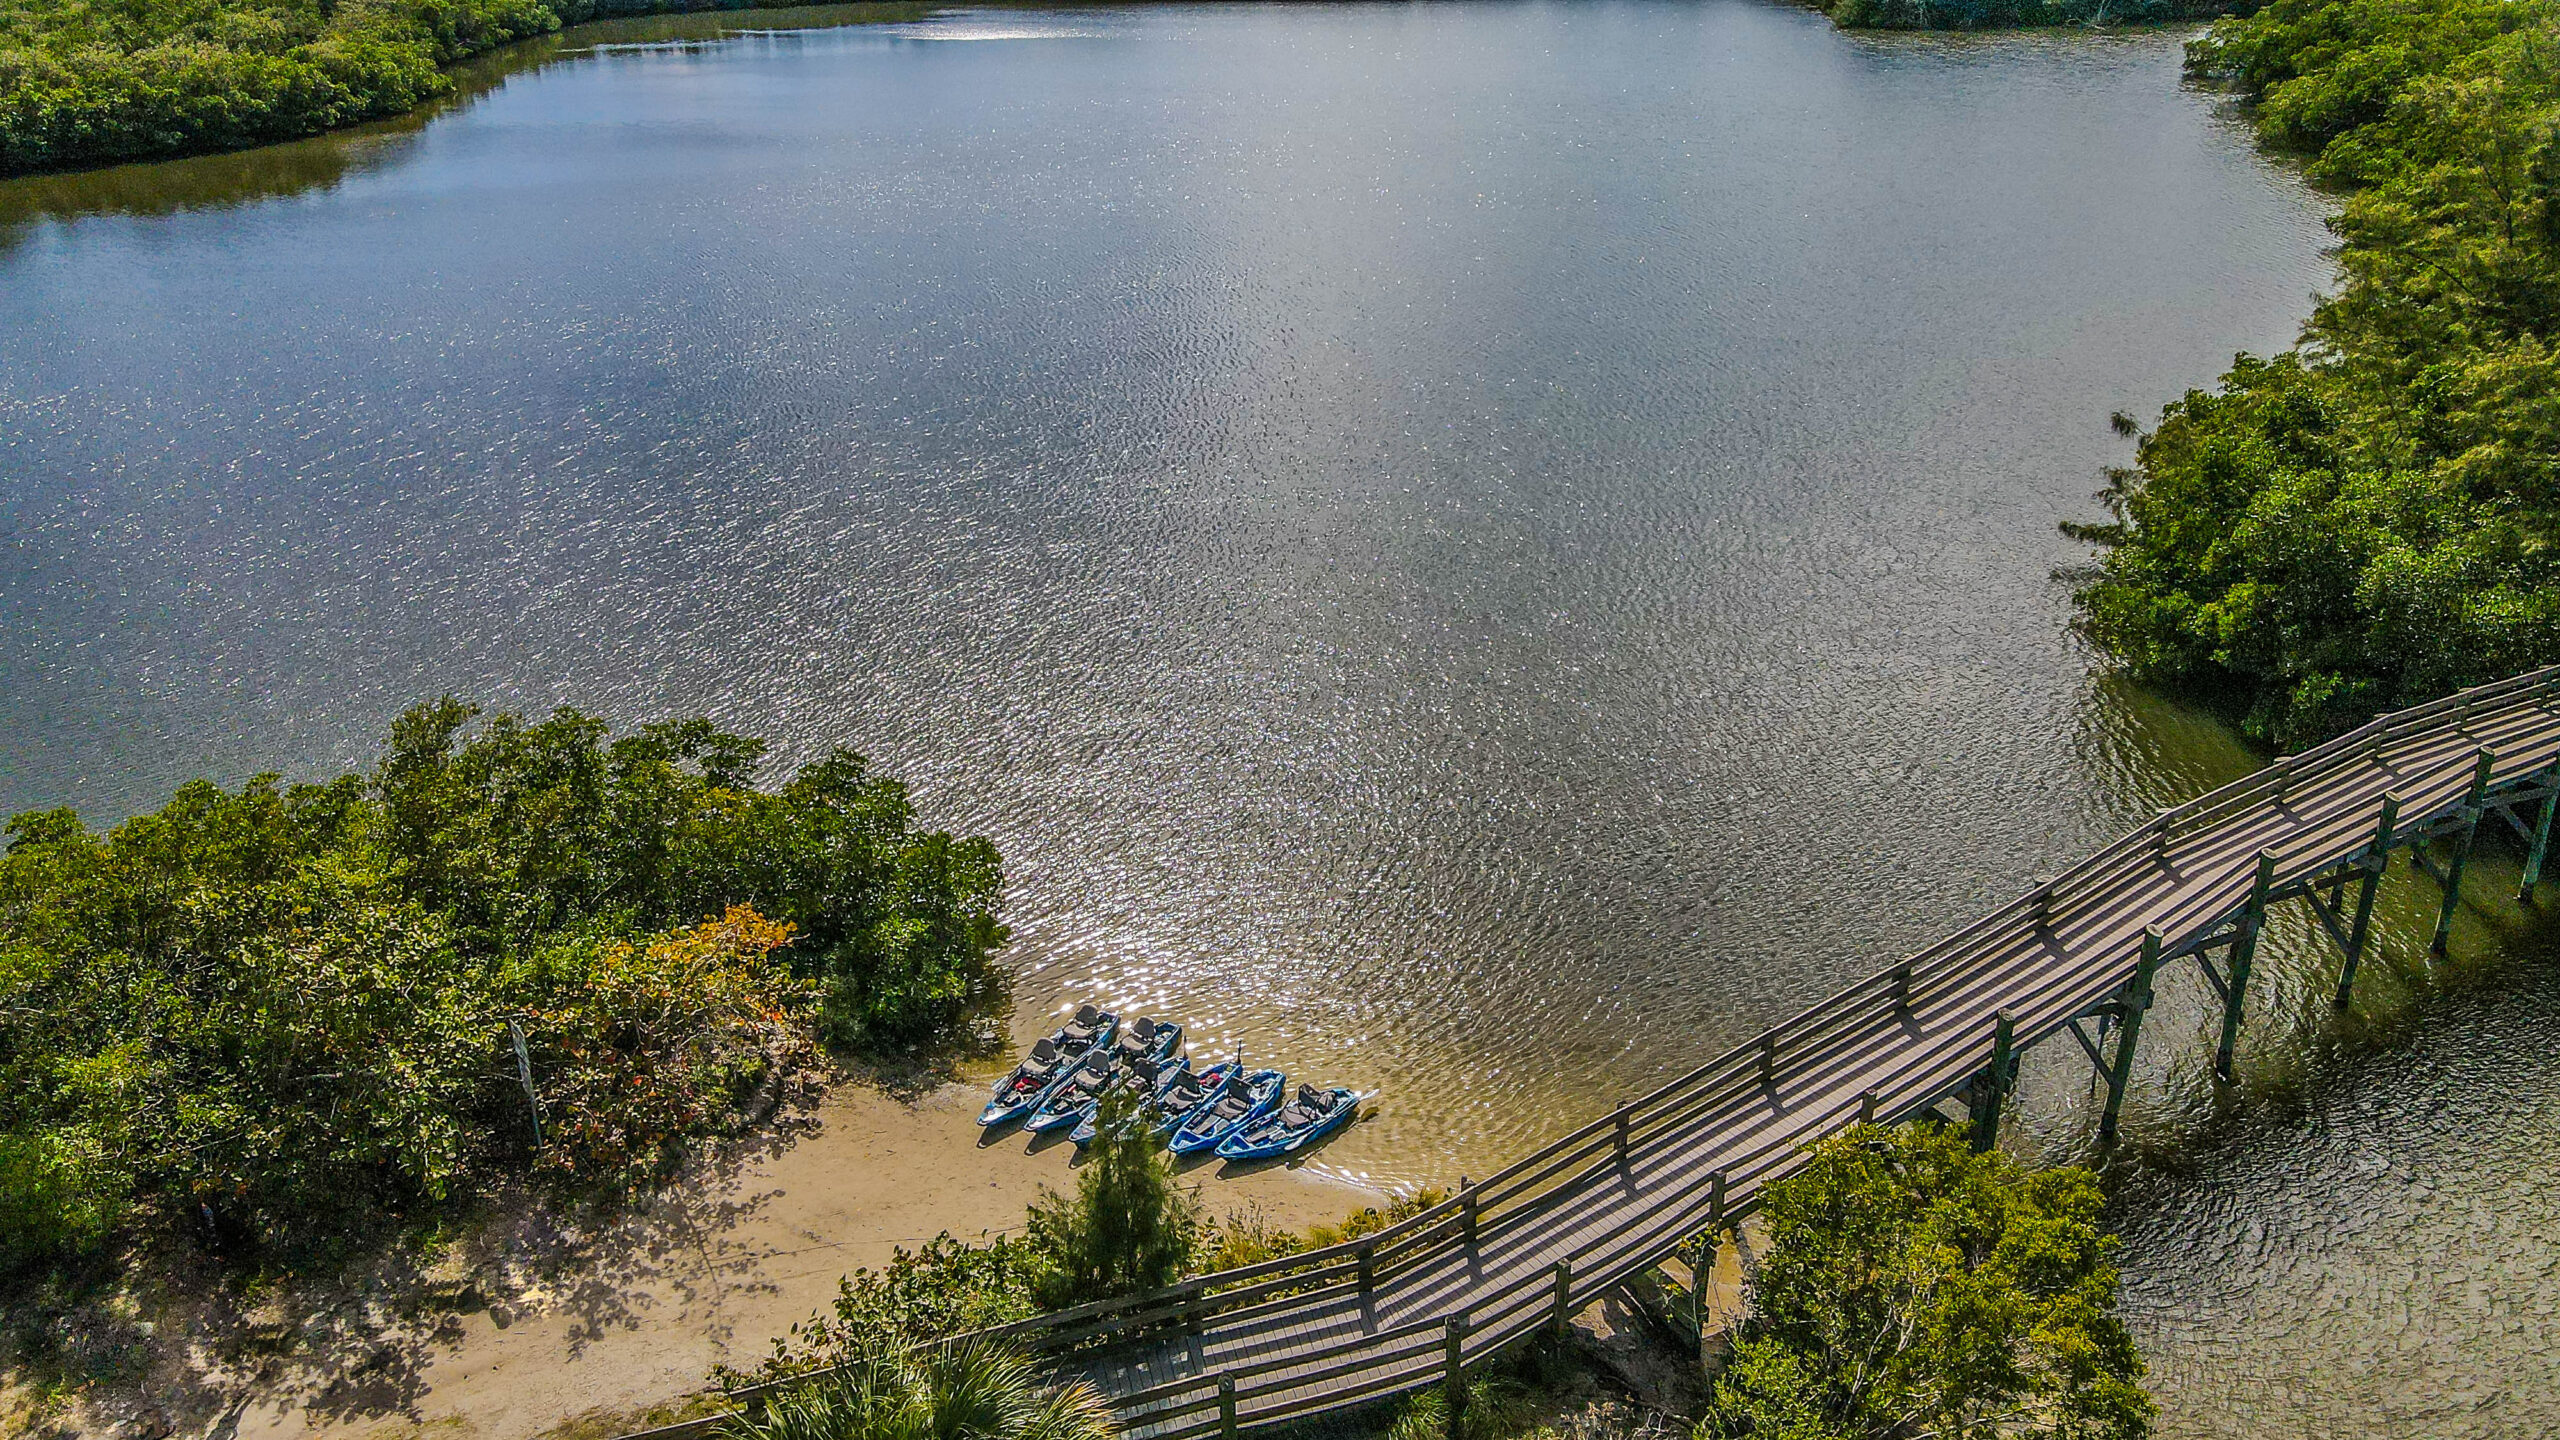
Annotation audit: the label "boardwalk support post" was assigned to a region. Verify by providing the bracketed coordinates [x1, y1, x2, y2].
[2098, 928, 2160, 1148]
[1218, 1375, 1238, 1440]
[1444, 1315, 1468, 1430]
[1549, 1262, 1572, 1342]
[2337, 794, 2399, 1008]
[1968, 1010, 2016, 1153]
[2432, 749, 2495, 955]
[2214, 851, 2278, 1083]
[2520, 764, 2557, 903]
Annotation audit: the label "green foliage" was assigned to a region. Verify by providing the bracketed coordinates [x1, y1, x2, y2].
[2070, 0, 2560, 746]
[1385, 1378, 1540, 1440]
[1816, 0, 2228, 31]
[1697, 1125, 2152, 1440]
[719, 1339, 1119, 1440]
[0, 0, 894, 174]
[0, 700, 1005, 1273]
[1025, 1088, 1202, 1310]
[726, 1232, 1043, 1389]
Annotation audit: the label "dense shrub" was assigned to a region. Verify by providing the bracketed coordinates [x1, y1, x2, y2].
[1817, 0, 2229, 30]
[720, 1339, 1120, 1440]
[727, 1232, 1045, 1388]
[1697, 1125, 2150, 1440]
[0, 700, 1006, 1272]
[2068, 0, 2560, 746]
[0, 0, 886, 174]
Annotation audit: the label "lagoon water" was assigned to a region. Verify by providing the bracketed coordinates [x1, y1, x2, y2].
[2, 2, 2553, 1431]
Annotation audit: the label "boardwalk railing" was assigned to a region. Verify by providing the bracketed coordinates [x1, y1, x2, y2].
[640, 666, 2560, 1440]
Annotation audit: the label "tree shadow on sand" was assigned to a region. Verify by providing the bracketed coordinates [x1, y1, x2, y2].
[8, 1073, 844, 1438]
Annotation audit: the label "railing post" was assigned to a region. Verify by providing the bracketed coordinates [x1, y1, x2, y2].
[1968, 1010, 2016, 1153]
[1856, 1088, 1880, 1124]
[1614, 1102, 1631, 1162]
[1218, 1374, 1238, 1440]
[1460, 1180, 1477, 1248]
[1707, 1169, 1727, 1228]
[2337, 794, 2399, 1007]
[1548, 1261, 1572, 1342]
[2431, 749, 2495, 955]
[2215, 850, 2278, 1082]
[2098, 928, 2160, 1147]
[1758, 1035, 1778, 1089]
[2519, 764, 2557, 903]
[1891, 961, 1914, 1017]
[1357, 1238, 1375, 1293]
[1443, 1315, 1469, 1431]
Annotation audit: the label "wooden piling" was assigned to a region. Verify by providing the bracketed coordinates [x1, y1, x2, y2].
[2520, 765, 2556, 903]
[2432, 749, 2494, 955]
[2098, 928, 2160, 1147]
[2337, 794, 2398, 1008]
[2214, 850, 2277, 1082]
[1968, 1010, 2017, 1153]
[1443, 1315, 1468, 1430]
[1548, 1261, 1572, 1342]
[1218, 1375, 1238, 1440]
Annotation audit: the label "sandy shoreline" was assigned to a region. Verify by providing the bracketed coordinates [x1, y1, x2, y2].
[46, 1077, 1373, 1440]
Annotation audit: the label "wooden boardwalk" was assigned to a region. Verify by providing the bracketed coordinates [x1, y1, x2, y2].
[684, 667, 2560, 1440]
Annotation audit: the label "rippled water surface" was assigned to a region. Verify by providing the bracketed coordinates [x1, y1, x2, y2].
[3, 2, 2550, 1429]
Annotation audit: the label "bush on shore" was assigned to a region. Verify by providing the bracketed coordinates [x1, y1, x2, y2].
[0, 0, 881, 175]
[1815, 0, 2228, 30]
[718, 1338, 1120, 1440]
[2068, 0, 2560, 746]
[1697, 1124, 2151, 1440]
[0, 700, 1007, 1273]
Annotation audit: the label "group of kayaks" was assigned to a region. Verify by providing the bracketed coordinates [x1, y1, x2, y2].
[978, 1005, 1372, 1162]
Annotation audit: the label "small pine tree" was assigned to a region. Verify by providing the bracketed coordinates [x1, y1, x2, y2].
[1027, 1086, 1201, 1308]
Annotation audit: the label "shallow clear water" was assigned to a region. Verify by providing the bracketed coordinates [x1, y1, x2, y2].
[1, 3, 2549, 1430]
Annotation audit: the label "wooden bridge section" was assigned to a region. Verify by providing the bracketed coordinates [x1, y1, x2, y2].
[690, 667, 2560, 1440]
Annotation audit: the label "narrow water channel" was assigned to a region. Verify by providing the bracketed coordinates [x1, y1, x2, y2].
[2, 3, 2548, 1430]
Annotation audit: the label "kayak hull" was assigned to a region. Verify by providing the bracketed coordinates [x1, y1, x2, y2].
[1072, 1056, 1196, 1146]
[984, 1014, 1117, 1128]
[1169, 1069, 1285, 1156]
[1214, 1089, 1369, 1161]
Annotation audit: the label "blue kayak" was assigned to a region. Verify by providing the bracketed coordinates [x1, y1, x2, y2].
[1169, 1068, 1284, 1156]
[1108, 1015, 1185, 1070]
[978, 1005, 1117, 1126]
[1149, 1059, 1240, 1139]
[1070, 1056, 1185, 1146]
[1215, 1084, 1370, 1161]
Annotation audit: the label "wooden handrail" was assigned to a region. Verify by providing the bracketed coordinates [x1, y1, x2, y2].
[674, 667, 2560, 1440]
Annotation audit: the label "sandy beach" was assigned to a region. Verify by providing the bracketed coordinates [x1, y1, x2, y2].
[53, 1077, 1370, 1440]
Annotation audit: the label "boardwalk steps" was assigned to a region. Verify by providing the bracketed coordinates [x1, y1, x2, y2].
[636, 665, 2560, 1440]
